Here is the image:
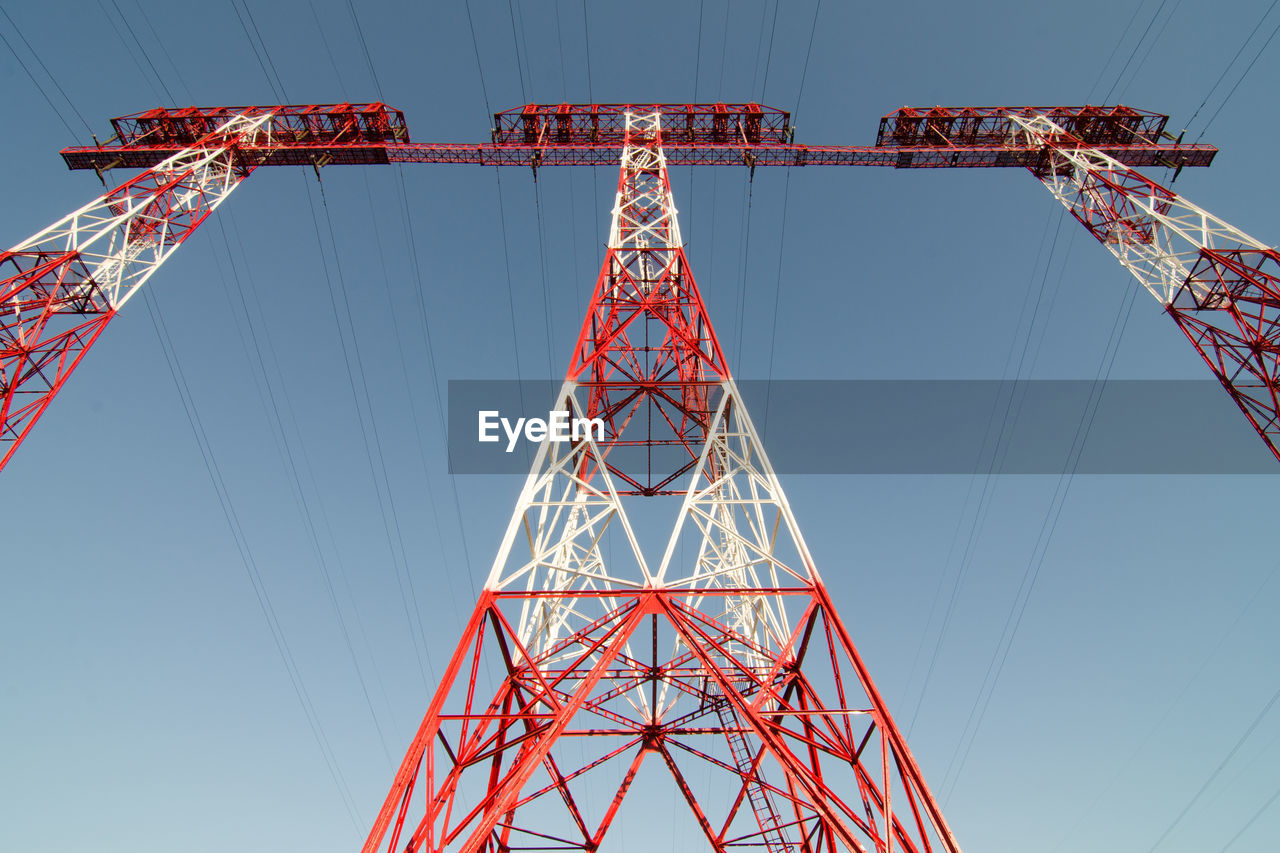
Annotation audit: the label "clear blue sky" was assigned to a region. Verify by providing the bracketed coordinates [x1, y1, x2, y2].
[2, 1, 1280, 851]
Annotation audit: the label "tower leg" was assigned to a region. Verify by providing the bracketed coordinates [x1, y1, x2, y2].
[1010, 113, 1280, 462]
[0, 113, 275, 470]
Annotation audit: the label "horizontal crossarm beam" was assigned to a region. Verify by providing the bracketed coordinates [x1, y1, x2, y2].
[60, 103, 1216, 172]
[63, 141, 1213, 171]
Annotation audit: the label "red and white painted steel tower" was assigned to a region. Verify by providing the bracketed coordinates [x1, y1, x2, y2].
[358, 110, 961, 853]
[7, 97, 1280, 853]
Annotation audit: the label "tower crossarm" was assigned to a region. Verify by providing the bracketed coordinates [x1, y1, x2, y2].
[878, 104, 1170, 147]
[1005, 113, 1280, 461]
[61, 102, 1214, 172]
[61, 103, 407, 171]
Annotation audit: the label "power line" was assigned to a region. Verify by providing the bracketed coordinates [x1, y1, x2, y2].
[733, 180, 755, 369]
[0, 27, 80, 141]
[343, 0, 385, 99]
[310, 0, 352, 100]
[227, 0, 287, 102]
[688, 0, 708, 245]
[748, 0, 771, 100]
[929, 0, 1181, 787]
[759, 0, 781, 102]
[141, 285, 364, 832]
[506, 0, 529, 103]
[1196, 11, 1280, 139]
[71, 0, 387, 827]
[1185, 0, 1280, 135]
[0, 7, 94, 136]
[127, 0, 192, 100]
[331, 0, 486, 617]
[1101, 0, 1172, 104]
[393, 169, 481, 594]
[241, 0, 290, 98]
[1222, 781, 1280, 850]
[94, 0, 165, 103]
[1048, 560, 1280, 851]
[1086, 0, 1151, 100]
[106, 0, 177, 102]
[1147, 681, 1280, 851]
[758, 0, 822, 432]
[464, 0, 493, 115]
[693, 0, 707, 98]
[942, 267, 1144, 804]
[234, 0, 453, 729]
[328, 0, 482, 600]
[552, 0, 587, 350]
[793, 0, 823, 122]
[906, 207, 1069, 736]
[534, 181, 559, 378]
[581, 0, 593, 102]
[511, 0, 538, 101]
[1114, 0, 1185, 101]
[760, 167, 792, 437]
[306, 179, 436, 690]
[213, 210, 397, 765]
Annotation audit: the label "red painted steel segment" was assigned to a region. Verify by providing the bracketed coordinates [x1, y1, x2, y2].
[0, 287, 113, 467]
[106, 103, 407, 146]
[491, 103, 791, 146]
[62, 140, 1214, 171]
[1167, 249, 1280, 453]
[60, 102, 1215, 172]
[875, 104, 1171, 149]
[564, 116, 729, 495]
[359, 586, 962, 853]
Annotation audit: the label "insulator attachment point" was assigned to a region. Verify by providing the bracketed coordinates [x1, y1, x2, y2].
[310, 152, 333, 183]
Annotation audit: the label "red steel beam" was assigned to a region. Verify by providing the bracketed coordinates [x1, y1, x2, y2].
[62, 141, 1214, 171]
[492, 102, 792, 146]
[59, 103, 1216, 173]
[876, 104, 1171, 148]
[105, 103, 408, 147]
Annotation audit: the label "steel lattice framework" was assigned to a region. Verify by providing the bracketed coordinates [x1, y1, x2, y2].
[0, 103, 407, 469]
[0, 112, 269, 465]
[4, 98, 1280, 853]
[11, 100, 1271, 473]
[1006, 114, 1280, 454]
[59, 102, 1215, 171]
[361, 113, 960, 853]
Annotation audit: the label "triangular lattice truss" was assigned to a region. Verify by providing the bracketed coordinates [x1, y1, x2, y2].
[361, 112, 962, 853]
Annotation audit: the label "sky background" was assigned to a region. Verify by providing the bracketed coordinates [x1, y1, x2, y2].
[2, 1, 1280, 851]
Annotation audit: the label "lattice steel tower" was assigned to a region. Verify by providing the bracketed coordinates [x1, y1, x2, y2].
[357, 109, 960, 853]
[7, 96, 1280, 853]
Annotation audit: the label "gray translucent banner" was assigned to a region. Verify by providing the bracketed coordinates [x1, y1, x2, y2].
[447, 380, 1279, 474]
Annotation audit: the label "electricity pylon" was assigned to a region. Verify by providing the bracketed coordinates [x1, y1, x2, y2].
[359, 111, 962, 853]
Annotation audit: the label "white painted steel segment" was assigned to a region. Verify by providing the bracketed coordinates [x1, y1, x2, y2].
[489, 112, 819, 690]
[1008, 113, 1272, 305]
